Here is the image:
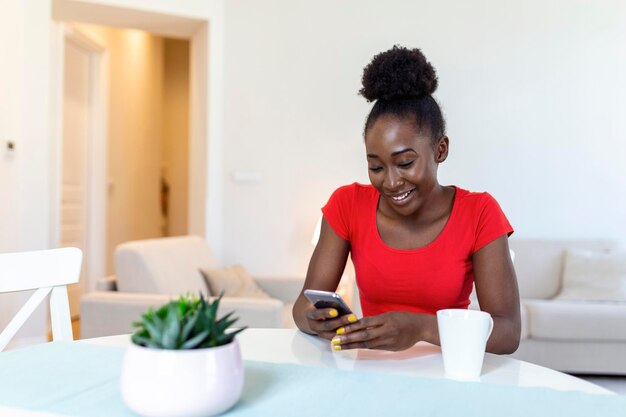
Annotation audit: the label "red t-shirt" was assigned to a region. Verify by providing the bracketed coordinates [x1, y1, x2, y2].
[322, 183, 513, 317]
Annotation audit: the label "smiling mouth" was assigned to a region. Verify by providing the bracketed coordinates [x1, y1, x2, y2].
[389, 189, 415, 202]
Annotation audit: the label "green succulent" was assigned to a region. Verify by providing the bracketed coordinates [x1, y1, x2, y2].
[131, 294, 245, 350]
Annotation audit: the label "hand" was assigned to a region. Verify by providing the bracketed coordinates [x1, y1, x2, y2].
[305, 305, 359, 341]
[331, 311, 431, 352]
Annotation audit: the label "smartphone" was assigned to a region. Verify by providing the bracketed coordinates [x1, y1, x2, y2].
[304, 289, 352, 316]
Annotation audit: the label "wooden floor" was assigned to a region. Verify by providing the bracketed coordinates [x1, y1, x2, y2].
[47, 318, 81, 341]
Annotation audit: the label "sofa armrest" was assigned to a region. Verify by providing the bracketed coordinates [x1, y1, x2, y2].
[255, 274, 358, 310]
[80, 292, 285, 339]
[80, 292, 171, 339]
[218, 297, 284, 329]
[254, 275, 304, 303]
[95, 275, 118, 291]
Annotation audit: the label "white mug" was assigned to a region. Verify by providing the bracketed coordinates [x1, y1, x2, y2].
[436, 309, 494, 380]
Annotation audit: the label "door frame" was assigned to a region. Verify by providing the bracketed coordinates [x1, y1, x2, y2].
[50, 2, 220, 290]
[50, 23, 108, 292]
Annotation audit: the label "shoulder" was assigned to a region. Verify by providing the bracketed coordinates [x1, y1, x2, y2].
[452, 186, 513, 251]
[329, 182, 377, 202]
[454, 186, 500, 210]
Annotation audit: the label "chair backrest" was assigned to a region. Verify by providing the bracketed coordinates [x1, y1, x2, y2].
[0, 247, 82, 351]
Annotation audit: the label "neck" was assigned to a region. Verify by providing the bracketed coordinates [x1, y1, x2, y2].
[379, 183, 447, 223]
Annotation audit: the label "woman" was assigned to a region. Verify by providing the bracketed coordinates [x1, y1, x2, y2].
[293, 46, 521, 354]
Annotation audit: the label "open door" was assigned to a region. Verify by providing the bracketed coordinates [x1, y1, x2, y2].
[60, 28, 106, 318]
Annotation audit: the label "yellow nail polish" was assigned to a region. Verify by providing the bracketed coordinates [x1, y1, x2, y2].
[336, 327, 345, 335]
[331, 337, 341, 345]
[333, 345, 342, 351]
[329, 309, 338, 317]
[348, 315, 357, 323]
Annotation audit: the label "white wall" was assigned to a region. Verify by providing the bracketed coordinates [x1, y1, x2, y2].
[0, 0, 217, 346]
[0, 0, 53, 346]
[222, 0, 626, 276]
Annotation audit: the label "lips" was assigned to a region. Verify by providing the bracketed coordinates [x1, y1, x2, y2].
[388, 188, 415, 203]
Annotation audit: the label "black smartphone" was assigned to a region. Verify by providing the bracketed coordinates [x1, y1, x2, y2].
[304, 289, 352, 316]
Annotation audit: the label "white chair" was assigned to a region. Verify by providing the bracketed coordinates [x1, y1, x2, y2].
[0, 247, 82, 351]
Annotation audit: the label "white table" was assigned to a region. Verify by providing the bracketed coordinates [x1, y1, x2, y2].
[82, 328, 611, 395]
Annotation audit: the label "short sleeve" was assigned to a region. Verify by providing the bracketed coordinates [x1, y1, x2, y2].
[472, 193, 514, 253]
[321, 184, 356, 241]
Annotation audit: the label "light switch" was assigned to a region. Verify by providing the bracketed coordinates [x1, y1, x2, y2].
[231, 171, 262, 184]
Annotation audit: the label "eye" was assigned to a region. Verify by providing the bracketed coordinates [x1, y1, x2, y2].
[398, 160, 415, 169]
[368, 166, 383, 173]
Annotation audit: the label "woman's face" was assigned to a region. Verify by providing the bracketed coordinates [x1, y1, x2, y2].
[365, 114, 448, 218]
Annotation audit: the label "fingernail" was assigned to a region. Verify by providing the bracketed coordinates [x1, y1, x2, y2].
[336, 327, 345, 335]
[331, 337, 341, 345]
[333, 345, 342, 351]
[348, 315, 357, 323]
[329, 309, 338, 317]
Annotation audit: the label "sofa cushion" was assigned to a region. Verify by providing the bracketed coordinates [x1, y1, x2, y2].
[524, 299, 626, 342]
[282, 303, 296, 328]
[115, 236, 217, 295]
[200, 265, 270, 299]
[509, 239, 616, 299]
[555, 248, 626, 302]
[520, 303, 529, 340]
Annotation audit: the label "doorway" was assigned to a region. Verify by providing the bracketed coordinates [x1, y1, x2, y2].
[60, 28, 106, 318]
[51, 1, 216, 299]
[59, 23, 193, 281]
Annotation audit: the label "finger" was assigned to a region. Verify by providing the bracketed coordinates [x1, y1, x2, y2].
[340, 316, 380, 334]
[331, 326, 383, 349]
[332, 336, 387, 351]
[309, 316, 349, 334]
[334, 314, 360, 335]
[306, 307, 340, 321]
[317, 331, 337, 341]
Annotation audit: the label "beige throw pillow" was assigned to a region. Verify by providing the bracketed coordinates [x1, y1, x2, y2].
[200, 265, 270, 299]
[555, 248, 626, 302]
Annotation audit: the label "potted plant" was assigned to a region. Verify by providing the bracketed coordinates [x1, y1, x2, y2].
[120, 294, 246, 417]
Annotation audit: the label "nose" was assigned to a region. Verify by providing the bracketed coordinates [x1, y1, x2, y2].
[384, 167, 404, 191]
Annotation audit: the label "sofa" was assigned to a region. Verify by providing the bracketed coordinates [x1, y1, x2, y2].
[82, 236, 626, 375]
[80, 236, 306, 338]
[506, 239, 626, 375]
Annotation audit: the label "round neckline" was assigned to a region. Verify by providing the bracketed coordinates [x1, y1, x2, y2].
[372, 185, 459, 254]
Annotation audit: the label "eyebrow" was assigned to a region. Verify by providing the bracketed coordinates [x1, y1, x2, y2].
[367, 148, 417, 159]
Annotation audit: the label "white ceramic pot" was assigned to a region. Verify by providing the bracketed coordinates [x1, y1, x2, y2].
[120, 339, 244, 417]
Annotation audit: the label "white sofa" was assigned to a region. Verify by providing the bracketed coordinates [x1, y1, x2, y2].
[508, 239, 626, 375]
[80, 236, 304, 338]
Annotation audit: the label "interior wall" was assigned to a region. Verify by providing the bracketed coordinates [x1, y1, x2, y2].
[0, 0, 24, 252]
[0, 0, 52, 346]
[222, 0, 626, 276]
[75, 24, 165, 274]
[0, 0, 214, 348]
[162, 38, 190, 237]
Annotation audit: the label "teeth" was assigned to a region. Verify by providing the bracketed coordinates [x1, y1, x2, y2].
[391, 190, 412, 201]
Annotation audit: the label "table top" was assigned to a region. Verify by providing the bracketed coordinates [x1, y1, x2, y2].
[0, 328, 623, 417]
[82, 328, 610, 395]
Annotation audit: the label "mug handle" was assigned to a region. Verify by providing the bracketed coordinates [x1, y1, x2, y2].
[487, 316, 494, 339]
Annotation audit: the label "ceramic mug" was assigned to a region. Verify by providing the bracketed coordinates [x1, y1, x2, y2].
[436, 309, 494, 380]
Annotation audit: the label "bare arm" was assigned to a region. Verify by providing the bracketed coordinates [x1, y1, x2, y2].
[292, 218, 356, 338]
[473, 235, 521, 354]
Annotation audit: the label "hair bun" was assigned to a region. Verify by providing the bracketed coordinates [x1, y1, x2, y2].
[359, 45, 438, 102]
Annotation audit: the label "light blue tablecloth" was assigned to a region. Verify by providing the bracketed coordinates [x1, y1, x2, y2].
[0, 342, 624, 417]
